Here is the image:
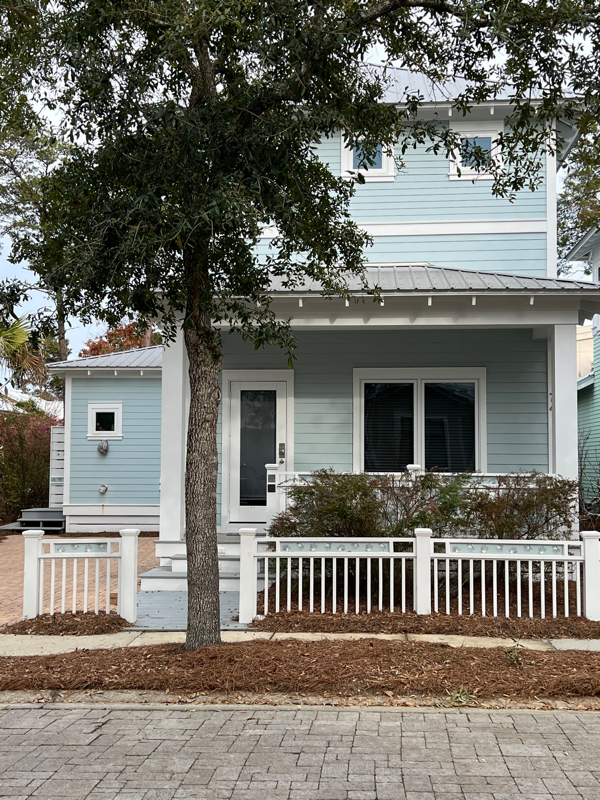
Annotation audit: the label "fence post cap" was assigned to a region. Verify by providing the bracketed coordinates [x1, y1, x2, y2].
[22, 530, 44, 539]
[239, 528, 258, 537]
[414, 528, 433, 537]
[580, 531, 600, 540]
[119, 528, 140, 537]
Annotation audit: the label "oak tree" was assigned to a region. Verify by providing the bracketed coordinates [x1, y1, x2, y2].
[11, 0, 600, 647]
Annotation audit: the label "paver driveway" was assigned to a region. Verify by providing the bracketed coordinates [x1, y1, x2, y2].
[0, 705, 599, 799]
[0, 536, 159, 626]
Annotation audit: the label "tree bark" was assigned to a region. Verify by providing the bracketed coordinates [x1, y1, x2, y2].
[183, 317, 223, 649]
[55, 290, 68, 362]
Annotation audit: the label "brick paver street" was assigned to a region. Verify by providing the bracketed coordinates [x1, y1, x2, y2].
[0, 706, 599, 799]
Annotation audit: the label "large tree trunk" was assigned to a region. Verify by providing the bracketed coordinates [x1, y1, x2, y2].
[184, 318, 223, 649]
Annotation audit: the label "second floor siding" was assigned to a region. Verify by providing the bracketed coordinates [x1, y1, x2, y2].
[315, 128, 547, 223]
[301, 125, 552, 278]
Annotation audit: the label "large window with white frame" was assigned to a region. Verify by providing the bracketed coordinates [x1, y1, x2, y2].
[353, 369, 486, 473]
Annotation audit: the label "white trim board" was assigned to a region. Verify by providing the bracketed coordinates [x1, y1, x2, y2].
[354, 220, 546, 237]
[62, 504, 160, 534]
[352, 368, 487, 473]
[546, 137, 558, 279]
[261, 219, 546, 240]
[63, 375, 72, 506]
[220, 369, 295, 530]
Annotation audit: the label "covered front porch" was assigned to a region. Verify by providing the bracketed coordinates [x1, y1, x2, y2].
[146, 265, 599, 594]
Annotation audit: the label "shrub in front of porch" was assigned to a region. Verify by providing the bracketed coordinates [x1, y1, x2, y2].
[267, 469, 578, 540]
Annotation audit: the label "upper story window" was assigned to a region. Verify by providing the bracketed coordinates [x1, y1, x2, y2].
[342, 140, 395, 182]
[449, 122, 502, 181]
[88, 402, 122, 440]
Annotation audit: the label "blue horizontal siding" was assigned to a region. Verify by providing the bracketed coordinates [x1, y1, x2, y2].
[221, 329, 550, 510]
[313, 129, 546, 222]
[69, 377, 161, 505]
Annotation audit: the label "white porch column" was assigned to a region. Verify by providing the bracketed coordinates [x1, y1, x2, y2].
[549, 324, 578, 479]
[159, 329, 188, 542]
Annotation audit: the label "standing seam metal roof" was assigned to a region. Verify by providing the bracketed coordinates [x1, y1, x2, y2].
[269, 264, 600, 294]
[49, 345, 163, 371]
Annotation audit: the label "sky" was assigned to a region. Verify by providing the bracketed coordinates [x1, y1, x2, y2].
[0, 243, 101, 358]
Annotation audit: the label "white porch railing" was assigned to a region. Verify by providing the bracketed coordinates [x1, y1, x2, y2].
[264, 465, 556, 517]
[22, 529, 140, 623]
[238, 528, 600, 624]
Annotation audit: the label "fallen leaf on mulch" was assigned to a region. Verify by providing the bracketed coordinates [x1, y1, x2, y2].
[0, 612, 131, 637]
[251, 610, 600, 640]
[1, 640, 600, 700]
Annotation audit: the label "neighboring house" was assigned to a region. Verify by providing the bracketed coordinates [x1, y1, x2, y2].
[570, 232, 600, 503]
[578, 317, 600, 504]
[49, 68, 600, 591]
[578, 325, 594, 378]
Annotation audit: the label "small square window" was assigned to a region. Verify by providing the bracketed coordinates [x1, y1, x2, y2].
[448, 124, 502, 181]
[459, 136, 492, 169]
[341, 139, 394, 182]
[95, 411, 115, 433]
[88, 403, 122, 439]
[353, 143, 383, 171]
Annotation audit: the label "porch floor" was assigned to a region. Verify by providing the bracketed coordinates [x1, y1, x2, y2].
[132, 590, 248, 631]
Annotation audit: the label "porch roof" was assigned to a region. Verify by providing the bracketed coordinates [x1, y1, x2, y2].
[269, 264, 600, 296]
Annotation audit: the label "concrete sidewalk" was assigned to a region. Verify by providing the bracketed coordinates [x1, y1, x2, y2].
[1, 629, 600, 656]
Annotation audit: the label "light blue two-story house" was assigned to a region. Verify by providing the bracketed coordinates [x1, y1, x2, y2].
[49, 69, 600, 591]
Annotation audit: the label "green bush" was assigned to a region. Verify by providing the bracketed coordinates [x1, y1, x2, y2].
[267, 469, 578, 540]
[268, 470, 381, 538]
[0, 408, 54, 523]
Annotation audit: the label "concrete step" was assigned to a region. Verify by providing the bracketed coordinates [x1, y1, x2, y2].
[171, 554, 240, 574]
[0, 506, 65, 533]
[139, 565, 263, 593]
[155, 536, 240, 567]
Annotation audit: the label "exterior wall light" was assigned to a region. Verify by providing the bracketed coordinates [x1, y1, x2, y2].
[99, 484, 108, 495]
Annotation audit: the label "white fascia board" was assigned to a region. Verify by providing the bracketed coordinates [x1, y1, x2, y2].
[48, 367, 161, 376]
[567, 228, 600, 262]
[268, 295, 583, 328]
[578, 372, 595, 390]
[63, 504, 160, 514]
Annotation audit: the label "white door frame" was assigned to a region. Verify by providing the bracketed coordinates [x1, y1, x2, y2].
[221, 370, 294, 530]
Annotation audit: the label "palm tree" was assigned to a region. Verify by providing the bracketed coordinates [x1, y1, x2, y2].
[0, 317, 46, 389]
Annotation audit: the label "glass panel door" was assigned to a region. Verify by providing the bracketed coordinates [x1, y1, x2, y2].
[240, 390, 276, 506]
[229, 381, 287, 524]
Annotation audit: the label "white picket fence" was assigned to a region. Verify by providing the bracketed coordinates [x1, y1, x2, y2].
[22, 529, 140, 623]
[238, 528, 600, 624]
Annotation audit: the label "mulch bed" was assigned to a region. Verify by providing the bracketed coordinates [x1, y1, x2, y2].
[1, 639, 600, 700]
[0, 612, 131, 636]
[251, 610, 600, 640]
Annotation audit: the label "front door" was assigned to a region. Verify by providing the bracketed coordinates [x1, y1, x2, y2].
[229, 381, 288, 524]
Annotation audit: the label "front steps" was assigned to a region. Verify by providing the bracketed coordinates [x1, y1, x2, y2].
[140, 533, 248, 593]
